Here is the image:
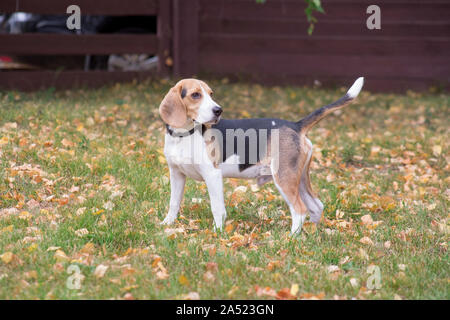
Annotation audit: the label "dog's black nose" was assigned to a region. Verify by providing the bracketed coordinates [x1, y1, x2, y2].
[213, 106, 222, 117]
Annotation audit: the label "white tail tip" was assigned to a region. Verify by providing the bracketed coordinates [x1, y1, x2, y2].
[347, 77, 364, 98]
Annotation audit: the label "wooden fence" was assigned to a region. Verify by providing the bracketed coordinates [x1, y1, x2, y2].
[193, 0, 450, 92]
[0, 0, 171, 90]
[0, 0, 449, 92]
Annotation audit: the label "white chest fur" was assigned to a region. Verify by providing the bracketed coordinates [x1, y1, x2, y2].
[164, 131, 213, 181]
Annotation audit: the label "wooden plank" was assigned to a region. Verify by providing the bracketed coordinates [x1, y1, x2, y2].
[199, 0, 450, 22]
[157, 0, 172, 76]
[198, 52, 450, 79]
[172, 0, 199, 77]
[199, 34, 450, 56]
[197, 72, 448, 93]
[200, 18, 450, 38]
[0, 70, 156, 91]
[0, 0, 158, 15]
[0, 34, 158, 55]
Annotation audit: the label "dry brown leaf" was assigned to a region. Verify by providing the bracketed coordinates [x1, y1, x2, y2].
[276, 287, 296, 300]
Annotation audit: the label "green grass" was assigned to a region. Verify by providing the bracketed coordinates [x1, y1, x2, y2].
[0, 79, 449, 300]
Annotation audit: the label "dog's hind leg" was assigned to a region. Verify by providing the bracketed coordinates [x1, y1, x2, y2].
[271, 164, 307, 234]
[270, 128, 309, 234]
[299, 138, 324, 224]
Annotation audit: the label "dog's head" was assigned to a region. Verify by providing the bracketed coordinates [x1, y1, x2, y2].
[159, 79, 223, 128]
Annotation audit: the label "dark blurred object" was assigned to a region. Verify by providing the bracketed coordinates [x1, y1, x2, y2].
[0, 13, 157, 71]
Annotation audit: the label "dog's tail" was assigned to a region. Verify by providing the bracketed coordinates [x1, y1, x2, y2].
[296, 77, 364, 134]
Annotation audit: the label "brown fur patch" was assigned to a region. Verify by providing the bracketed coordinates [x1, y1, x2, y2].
[159, 79, 214, 128]
[271, 126, 312, 215]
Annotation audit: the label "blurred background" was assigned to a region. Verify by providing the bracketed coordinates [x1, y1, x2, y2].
[0, 0, 449, 92]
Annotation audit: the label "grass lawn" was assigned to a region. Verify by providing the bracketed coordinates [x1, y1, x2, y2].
[0, 79, 448, 300]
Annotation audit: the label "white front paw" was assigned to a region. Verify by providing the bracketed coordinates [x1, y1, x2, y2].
[161, 215, 176, 225]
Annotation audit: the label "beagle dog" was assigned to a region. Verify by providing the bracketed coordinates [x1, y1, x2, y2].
[159, 77, 364, 234]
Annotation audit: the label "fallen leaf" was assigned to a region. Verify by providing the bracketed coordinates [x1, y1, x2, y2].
[75, 228, 89, 237]
[350, 278, 359, 288]
[94, 264, 108, 278]
[359, 236, 374, 246]
[206, 262, 218, 272]
[103, 201, 115, 211]
[276, 287, 296, 300]
[254, 285, 277, 298]
[290, 284, 299, 296]
[183, 292, 200, 300]
[179, 274, 189, 286]
[327, 265, 340, 273]
[54, 250, 70, 262]
[361, 214, 373, 225]
[432, 145, 442, 157]
[80, 242, 95, 254]
[1, 252, 14, 264]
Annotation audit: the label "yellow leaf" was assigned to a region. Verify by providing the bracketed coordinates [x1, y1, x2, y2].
[92, 209, 104, 216]
[240, 110, 250, 118]
[432, 145, 442, 157]
[1, 252, 13, 264]
[46, 246, 61, 252]
[24, 270, 38, 279]
[54, 249, 70, 262]
[19, 211, 32, 220]
[158, 156, 166, 164]
[290, 284, 299, 296]
[27, 243, 38, 253]
[380, 196, 396, 211]
[80, 242, 95, 254]
[1, 225, 13, 233]
[178, 274, 189, 286]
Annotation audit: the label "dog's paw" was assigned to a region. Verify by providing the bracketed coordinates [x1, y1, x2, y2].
[161, 215, 176, 225]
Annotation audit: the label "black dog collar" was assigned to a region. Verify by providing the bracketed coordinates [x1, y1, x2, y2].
[165, 123, 206, 137]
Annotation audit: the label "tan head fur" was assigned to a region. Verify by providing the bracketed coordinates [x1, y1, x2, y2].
[159, 79, 220, 128]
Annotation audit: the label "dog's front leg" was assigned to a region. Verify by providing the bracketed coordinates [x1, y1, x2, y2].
[202, 168, 227, 231]
[161, 165, 186, 225]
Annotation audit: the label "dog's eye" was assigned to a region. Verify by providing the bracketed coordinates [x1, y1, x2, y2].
[191, 92, 202, 99]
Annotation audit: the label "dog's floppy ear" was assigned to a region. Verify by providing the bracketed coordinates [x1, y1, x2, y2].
[159, 84, 187, 128]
